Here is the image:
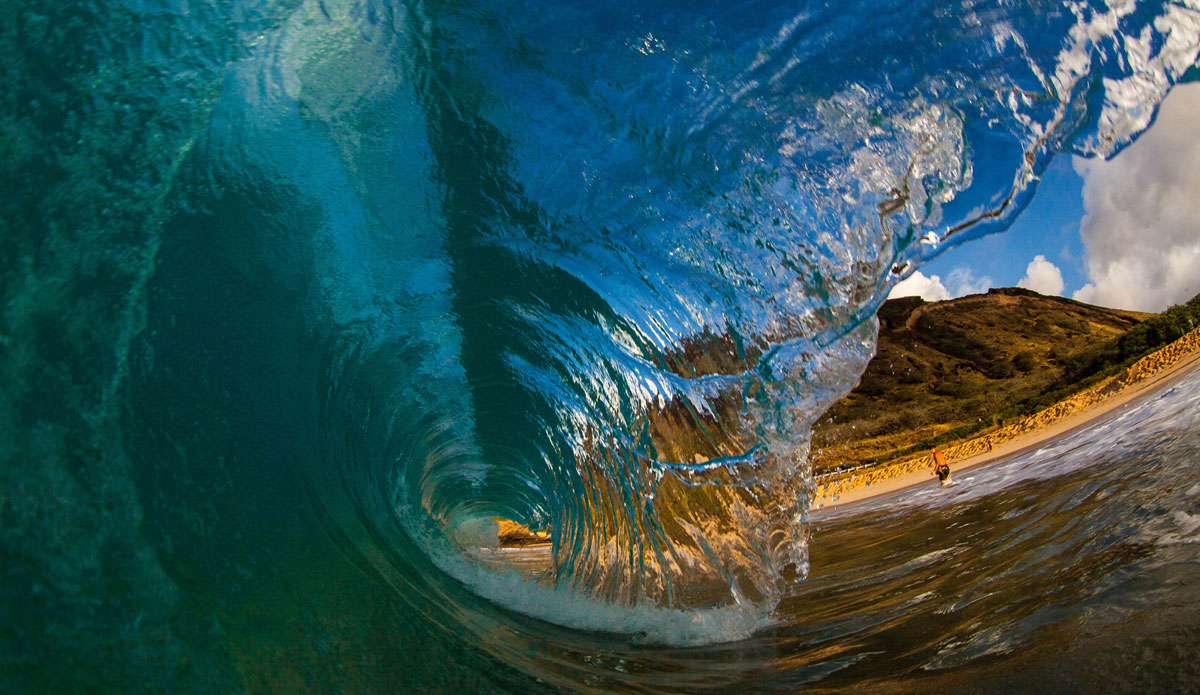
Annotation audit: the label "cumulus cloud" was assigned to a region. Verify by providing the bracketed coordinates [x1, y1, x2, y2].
[1071, 84, 1200, 312]
[889, 270, 950, 302]
[945, 267, 993, 297]
[1017, 255, 1065, 296]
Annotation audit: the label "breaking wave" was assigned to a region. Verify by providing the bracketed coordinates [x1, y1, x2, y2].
[2, 0, 1198, 691]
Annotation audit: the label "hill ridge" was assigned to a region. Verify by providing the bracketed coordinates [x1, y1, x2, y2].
[811, 288, 1153, 473]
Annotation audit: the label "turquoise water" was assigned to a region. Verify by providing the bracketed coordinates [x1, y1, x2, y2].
[2, 1, 1198, 691]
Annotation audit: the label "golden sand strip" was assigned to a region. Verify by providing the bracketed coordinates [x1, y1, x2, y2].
[494, 517, 551, 546]
[814, 325, 1200, 509]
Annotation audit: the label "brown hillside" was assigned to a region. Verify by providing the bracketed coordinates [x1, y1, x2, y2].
[810, 287, 1150, 473]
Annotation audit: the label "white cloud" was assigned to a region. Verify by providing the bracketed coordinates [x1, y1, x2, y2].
[889, 270, 950, 302]
[1071, 83, 1200, 312]
[1017, 255, 1065, 296]
[889, 267, 993, 302]
[945, 267, 993, 297]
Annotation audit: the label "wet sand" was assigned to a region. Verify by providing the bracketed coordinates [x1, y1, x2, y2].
[813, 327, 1200, 515]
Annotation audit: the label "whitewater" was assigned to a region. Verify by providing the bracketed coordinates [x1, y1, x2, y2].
[2, 0, 1199, 692]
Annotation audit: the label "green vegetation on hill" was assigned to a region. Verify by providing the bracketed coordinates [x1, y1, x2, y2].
[811, 288, 1200, 474]
[1027, 292, 1200, 413]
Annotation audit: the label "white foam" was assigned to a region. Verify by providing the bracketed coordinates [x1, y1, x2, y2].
[433, 542, 777, 646]
[449, 514, 501, 549]
[404, 508, 776, 646]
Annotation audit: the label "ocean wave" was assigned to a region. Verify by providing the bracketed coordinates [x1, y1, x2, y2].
[3, 0, 1198, 689]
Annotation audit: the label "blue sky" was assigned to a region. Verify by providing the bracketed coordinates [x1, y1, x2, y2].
[922, 157, 1088, 296]
[890, 82, 1200, 313]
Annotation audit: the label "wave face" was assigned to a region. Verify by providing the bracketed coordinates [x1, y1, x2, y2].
[2, 0, 1198, 691]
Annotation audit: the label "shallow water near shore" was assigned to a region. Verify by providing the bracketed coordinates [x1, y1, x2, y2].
[788, 364, 1200, 693]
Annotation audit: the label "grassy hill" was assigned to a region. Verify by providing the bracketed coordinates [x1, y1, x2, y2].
[810, 287, 1157, 474]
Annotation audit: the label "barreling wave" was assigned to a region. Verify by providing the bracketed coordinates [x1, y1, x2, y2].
[254, 0, 1200, 638]
[3, 1, 1198, 688]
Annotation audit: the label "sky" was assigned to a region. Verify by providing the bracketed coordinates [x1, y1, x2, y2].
[890, 82, 1200, 314]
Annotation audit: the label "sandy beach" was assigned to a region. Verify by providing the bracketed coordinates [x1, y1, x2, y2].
[813, 326, 1200, 514]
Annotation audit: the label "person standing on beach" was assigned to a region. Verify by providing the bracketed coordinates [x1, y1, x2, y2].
[932, 448, 951, 486]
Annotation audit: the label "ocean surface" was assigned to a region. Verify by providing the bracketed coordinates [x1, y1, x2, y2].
[3, 0, 1199, 692]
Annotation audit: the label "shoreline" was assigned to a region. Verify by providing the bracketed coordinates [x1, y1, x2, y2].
[812, 326, 1200, 514]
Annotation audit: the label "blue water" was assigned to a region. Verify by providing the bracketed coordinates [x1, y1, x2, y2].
[2, 0, 1198, 691]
